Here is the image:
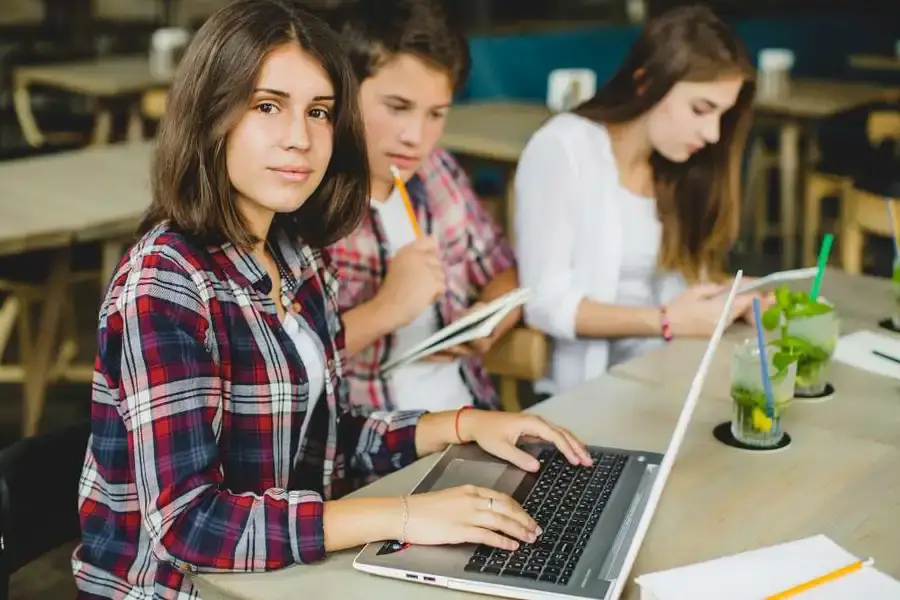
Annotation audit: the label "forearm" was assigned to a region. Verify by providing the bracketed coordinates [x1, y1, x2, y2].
[479, 267, 521, 337]
[323, 496, 403, 551]
[574, 299, 661, 339]
[342, 296, 399, 358]
[414, 410, 463, 457]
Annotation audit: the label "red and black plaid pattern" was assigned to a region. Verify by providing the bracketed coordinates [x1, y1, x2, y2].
[328, 148, 516, 414]
[73, 223, 424, 599]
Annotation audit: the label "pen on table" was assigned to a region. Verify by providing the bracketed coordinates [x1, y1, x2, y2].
[765, 557, 874, 600]
[390, 165, 421, 237]
[872, 350, 900, 365]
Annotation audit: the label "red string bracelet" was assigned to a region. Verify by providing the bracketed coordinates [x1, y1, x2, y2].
[454, 406, 473, 444]
[659, 305, 673, 342]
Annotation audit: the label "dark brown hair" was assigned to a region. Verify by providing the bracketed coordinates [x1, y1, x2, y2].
[326, 0, 470, 91]
[141, 0, 370, 249]
[575, 4, 755, 281]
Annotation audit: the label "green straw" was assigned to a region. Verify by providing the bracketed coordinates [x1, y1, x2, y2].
[809, 233, 833, 301]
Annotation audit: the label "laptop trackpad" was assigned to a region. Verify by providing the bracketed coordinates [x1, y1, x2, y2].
[431, 459, 509, 492]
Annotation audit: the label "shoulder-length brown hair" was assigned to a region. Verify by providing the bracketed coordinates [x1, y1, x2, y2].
[141, 0, 369, 249]
[574, 4, 755, 281]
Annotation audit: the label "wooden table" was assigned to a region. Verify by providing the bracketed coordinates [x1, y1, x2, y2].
[849, 54, 900, 72]
[12, 55, 171, 147]
[0, 141, 153, 435]
[193, 273, 900, 600]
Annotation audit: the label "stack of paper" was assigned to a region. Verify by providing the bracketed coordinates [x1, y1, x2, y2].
[635, 535, 900, 599]
[832, 330, 900, 381]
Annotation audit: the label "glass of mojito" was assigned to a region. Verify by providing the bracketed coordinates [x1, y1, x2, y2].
[892, 260, 900, 330]
[784, 297, 839, 397]
[730, 339, 797, 448]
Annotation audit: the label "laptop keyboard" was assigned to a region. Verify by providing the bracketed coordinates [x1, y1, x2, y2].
[464, 448, 628, 586]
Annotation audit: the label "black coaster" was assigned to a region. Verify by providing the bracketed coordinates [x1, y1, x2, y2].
[794, 382, 835, 402]
[879, 318, 900, 335]
[713, 422, 792, 453]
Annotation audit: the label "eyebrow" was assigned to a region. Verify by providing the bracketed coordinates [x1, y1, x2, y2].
[253, 88, 334, 102]
[384, 94, 451, 110]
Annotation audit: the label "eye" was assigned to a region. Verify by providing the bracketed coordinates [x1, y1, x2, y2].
[387, 102, 409, 114]
[428, 109, 448, 121]
[256, 102, 279, 115]
[309, 107, 332, 120]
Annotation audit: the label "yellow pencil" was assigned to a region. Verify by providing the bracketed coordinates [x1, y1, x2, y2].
[765, 557, 874, 599]
[390, 165, 421, 238]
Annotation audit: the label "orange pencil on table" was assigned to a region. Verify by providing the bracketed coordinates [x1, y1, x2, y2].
[390, 165, 421, 237]
[765, 557, 874, 599]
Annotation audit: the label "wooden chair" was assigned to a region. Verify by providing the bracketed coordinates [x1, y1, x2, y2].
[840, 110, 900, 275]
[803, 106, 900, 267]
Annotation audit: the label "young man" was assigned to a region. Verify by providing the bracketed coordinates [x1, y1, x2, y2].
[326, 0, 519, 415]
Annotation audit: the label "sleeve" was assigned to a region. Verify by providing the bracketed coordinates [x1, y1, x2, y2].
[117, 254, 326, 573]
[325, 238, 362, 312]
[338, 409, 426, 475]
[513, 128, 584, 341]
[441, 151, 516, 291]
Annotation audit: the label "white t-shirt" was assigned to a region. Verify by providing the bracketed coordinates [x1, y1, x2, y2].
[606, 187, 664, 368]
[371, 190, 474, 412]
[282, 311, 325, 443]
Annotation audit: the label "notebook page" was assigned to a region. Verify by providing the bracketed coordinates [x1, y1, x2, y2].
[833, 330, 900, 381]
[635, 535, 900, 600]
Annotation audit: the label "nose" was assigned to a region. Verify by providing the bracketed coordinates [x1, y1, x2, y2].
[702, 116, 721, 145]
[283, 113, 311, 151]
[398, 114, 426, 147]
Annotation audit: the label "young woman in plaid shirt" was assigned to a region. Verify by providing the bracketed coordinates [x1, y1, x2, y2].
[72, 2, 590, 598]
[327, 0, 520, 416]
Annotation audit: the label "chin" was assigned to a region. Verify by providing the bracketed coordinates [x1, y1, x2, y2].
[659, 148, 691, 163]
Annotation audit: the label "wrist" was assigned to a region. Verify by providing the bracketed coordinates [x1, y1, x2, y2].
[658, 305, 673, 342]
[370, 291, 405, 332]
[414, 411, 457, 456]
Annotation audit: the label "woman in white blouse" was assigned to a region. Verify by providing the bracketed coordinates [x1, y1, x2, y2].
[515, 5, 762, 396]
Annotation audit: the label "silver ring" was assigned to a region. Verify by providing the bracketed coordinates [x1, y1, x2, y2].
[487, 498, 494, 511]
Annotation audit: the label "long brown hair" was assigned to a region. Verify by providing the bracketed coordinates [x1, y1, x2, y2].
[575, 4, 755, 281]
[141, 0, 370, 250]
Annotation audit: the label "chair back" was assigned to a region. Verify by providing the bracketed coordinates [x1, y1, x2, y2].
[0, 420, 90, 598]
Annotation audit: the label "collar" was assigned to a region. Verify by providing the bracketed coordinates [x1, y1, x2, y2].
[207, 222, 312, 296]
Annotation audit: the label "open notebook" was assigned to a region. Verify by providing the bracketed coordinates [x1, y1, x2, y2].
[380, 288, 530, 374]
[635, 535, 900, 600]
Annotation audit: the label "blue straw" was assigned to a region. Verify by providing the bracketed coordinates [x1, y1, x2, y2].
[752, 297, 775, 418]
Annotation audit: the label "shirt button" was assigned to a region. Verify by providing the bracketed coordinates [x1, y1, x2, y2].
[291, 301, 302, 313]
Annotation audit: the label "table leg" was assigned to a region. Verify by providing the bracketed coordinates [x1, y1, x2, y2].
[22, 248, 71, 437]
[778, 122, 800, 268]
[91, 107, 113, 146]
[12, 77, 45, 147]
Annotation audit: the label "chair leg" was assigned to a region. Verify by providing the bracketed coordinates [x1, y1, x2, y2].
[840, 192, 864, 275]
[802, 178, 826, 267]
[498, 377, 522, 413]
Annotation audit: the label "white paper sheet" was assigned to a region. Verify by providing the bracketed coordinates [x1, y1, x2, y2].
[832, 330, 900, 381]
[635, 535, 900, 600]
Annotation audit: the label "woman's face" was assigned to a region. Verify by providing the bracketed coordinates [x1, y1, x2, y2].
[645, 76, 744, 162]
[226, 42, 336, 232]
[358, 52, 453, 197]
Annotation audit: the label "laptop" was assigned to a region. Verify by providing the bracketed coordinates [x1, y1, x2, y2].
[353, 271, 745, 600]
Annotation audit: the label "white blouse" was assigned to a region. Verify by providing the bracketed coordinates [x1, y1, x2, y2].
[514, 113, 687, 395]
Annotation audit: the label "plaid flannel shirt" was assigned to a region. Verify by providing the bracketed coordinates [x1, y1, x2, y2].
[72, 223, 425, 599]
[328, 148, 516, 414]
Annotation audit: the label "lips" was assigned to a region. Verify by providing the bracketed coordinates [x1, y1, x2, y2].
[269, 167, 311, 182]
[387, 153, 419, 170]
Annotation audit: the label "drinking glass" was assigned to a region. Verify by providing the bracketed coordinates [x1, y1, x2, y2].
[785, 298, 839, 396]
[730, 339, 797, 448]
